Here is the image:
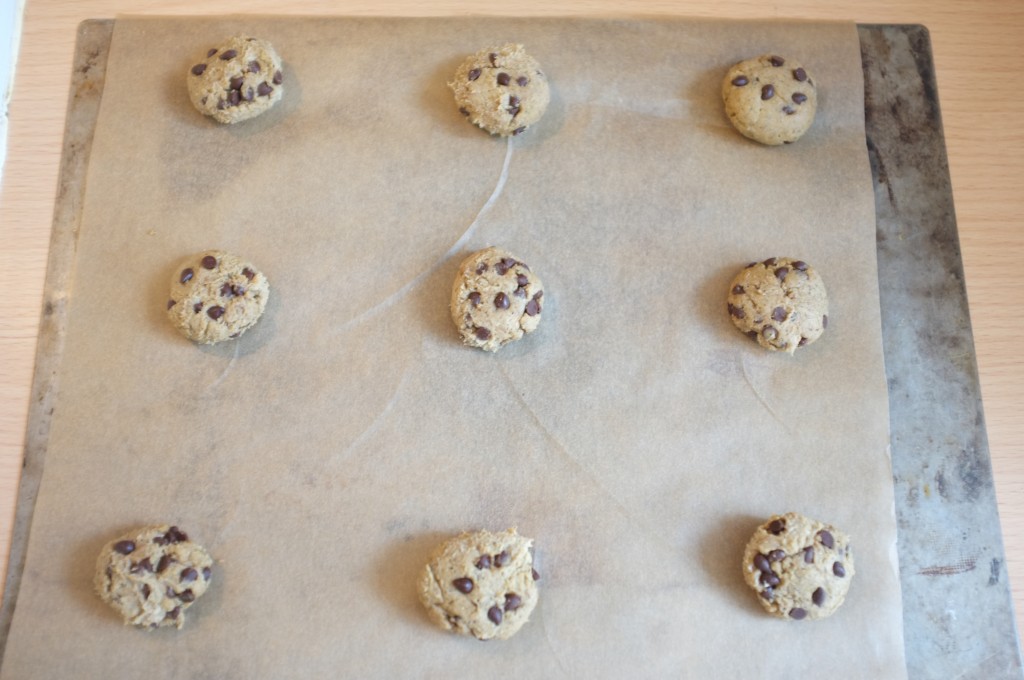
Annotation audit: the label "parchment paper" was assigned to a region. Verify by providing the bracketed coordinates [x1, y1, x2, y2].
[1, 16, 906, 678]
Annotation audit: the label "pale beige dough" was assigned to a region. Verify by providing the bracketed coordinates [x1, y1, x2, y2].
[726, 257, 828, 353]
[450, 247, 545, 352]
[418, 528, 540, 640]
[449, 43, 550, 137]
[166, 250, 270, 345]
[721, 54, 818, 145]
[94, 525, 214, 630]
[187, 36, 283, 124]
[742, 512, 855, 620]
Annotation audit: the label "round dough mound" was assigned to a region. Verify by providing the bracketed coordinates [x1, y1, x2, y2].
[187, 36, 283, 124]
[742, 512, 855, 620]
[450, 247, 545, 352]
[449, 43, 550, 137]
[167, 250, 270, 345]
[418, 528, 539, 640]
[721, 54, 817, 145]
[94, 525, 214, 630]
[726, 257, 828, 353]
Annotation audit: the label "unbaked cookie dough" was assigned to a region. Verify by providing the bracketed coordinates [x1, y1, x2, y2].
[94, 525, 214, 630]
[450, 247, 545, 352]
[167, 250, 270, 345]
[726, 257, 828, 353]
[742, 512, 854, 620]
[721, 55, 817, 145]
[418, 528, 540, 640]
[187, 36, 283, 124]
[449, 44, 551, 137]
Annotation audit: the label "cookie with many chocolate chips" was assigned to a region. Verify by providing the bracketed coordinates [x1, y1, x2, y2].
[721, 54, 817, 145]
[742, 512, 854, 620]
[418, 528, 539, 640]
[187, 36, 283, 124]
[726, 257, 828, 354]
[94, 525, 214, 630]
[449, 43, 550, 137]
[167, 250, 270, 344]
[450, 246, 545, 352]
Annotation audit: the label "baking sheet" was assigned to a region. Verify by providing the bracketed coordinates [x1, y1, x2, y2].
[0, 16, 905, 678]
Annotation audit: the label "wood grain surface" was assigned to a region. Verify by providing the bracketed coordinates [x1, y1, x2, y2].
[2, 0, 1022, 648]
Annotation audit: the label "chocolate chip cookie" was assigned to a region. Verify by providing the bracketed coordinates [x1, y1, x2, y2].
[94, 525, 214, 630]
[449, 44, 550, 137]
[418, 529, 540, 640]
[742, 513, 854, 620]
[721, 55, 817, 145]
[450, 247, 545, 352]
[167, 250, 270, 344]
[726, 257, 828, 353]
[187, 36, 283, 124]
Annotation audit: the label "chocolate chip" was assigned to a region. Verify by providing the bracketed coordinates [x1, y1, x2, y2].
[508, 95, 521, 107]
[459, 107, 469, 116]
[762, 326, 777, 340]
[813, 587, 826, 606]
[792, 260, 808, 271]
[242, 268, 255, 280]
[489, 53, 498, 66]
[167, 606, 180, 620]
[191, 64, 207, 76]
[248, 60, 261, 73]
[468, 292, 482, 307]
[760, 587, 774, 600]
[488, 606, 503, 625]
[517, 274, 529, 287]
[157, 555, 172, 573]
[769, 56, 785, 67]
[257, 82, 273, 97]
[180, 567, 198, 584]
[727, 303, 745, 319]
[775, 267, 789, 282]
[220, 283, 235, 298]
[753, 554, 771, 574]
[732, 285, 744, 295]
[193, 301, 204, 313]
[208, 306, 225, 320]
[762, 257, 777, 266]
[113, 539, 136, 555]
[504, 593, 522, 611]
[207, 48, 218, 57]
[217, 99, 226, 110]
[768, 549, 786, 562]
[516, 76, 529, 86]
[229, 76, 244, 91]
[768, 519, 786, 535]
[494, 293, 510, 309]
[228, 90, 241, 106]
[760, 572, 780, 587]
[166, 526, 188, 543]
[822, 315, 829, 328]
[180, 268, 194, 284]
[833, 562, 846, 577]
[495, 257, 516, 275]
[494, 550, 510, 567]
[731, 75, 748, 86]
[245, 87, 254, 101]
[475, 262, 489, 275]
[130, 558, 153, 574]
[793, 92, 807, 105]
[817, 530, 834, 548]
[201, 256, 217, 269]
[790, 607, 807, 620]
[783, 106, 795, 115]
[507, 105, 520, 118]
[202, 566, 212, 580]
[804, 547, 815, 563]
[452, 577, 474, 594]
[798, 337, 809, 347]
[474, 327, 491, 341]
[512, 126, 526, 136]
[178, 589, 195, 603]
[532, 568, 540, 581]
[746, 261, 758, 268]
[167, 299, 176, 310]
[468, 68, 481, 81]
[475, 555, 492, 570]
[514, 287, 527, 299]
[141, 584, 151, 599]
[761, 84, 775, 100]
[793, 67, 807, 82]
[772, 307, 787, 322]
[220, 50, 237, 60]
[273, 70, 283, 85]
[746, 330, 758, 340]
[525, 297, 541, 316]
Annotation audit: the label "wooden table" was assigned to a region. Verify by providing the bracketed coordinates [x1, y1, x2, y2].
[2, 0, 1022, 649]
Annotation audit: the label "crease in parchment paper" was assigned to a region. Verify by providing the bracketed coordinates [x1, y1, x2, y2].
[325, 367, 410, 467]
[206, 342, 240, 391]
[740, 353, 792, 433]
[334, 137, 514, 335]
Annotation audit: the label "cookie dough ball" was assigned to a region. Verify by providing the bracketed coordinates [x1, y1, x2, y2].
[721, 55, 817, 145]
[450, 247, 545, 352]
[167, 250, 270, 345]
[742, 513, 854, 620]
[418, 528, 540, 640]
[726, 257, 828, 353]
[187, 36, 283, 124]
[94, 525, 214, 630]
[449, 44, 550, 137]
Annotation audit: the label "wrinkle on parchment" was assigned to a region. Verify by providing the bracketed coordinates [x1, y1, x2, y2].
[325, 367, 411, 468]
[205, 342, 240, 392]
[740, 352, 792, 433]
[334, 137, 514, 335]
